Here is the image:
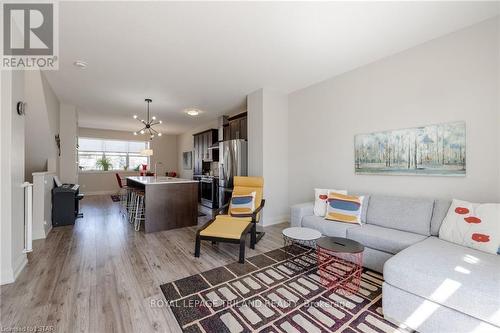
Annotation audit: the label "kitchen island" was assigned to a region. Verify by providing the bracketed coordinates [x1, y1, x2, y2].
[126, 176, 199, 233]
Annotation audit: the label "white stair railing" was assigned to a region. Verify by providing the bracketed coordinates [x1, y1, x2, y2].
[22, 182, 33, 253]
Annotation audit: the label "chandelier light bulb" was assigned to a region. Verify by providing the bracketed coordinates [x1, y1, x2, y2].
[140, 130, 145, 134]
[158, 133, 162, 137]
[159, 120, 162, 124]
[133, 132, 137, 136]
[133, 115, 138, 119]
[152, 116, 156, 120]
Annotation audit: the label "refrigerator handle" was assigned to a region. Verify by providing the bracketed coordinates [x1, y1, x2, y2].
[224, 145, 230, 183]
[220, 162, 225, 182]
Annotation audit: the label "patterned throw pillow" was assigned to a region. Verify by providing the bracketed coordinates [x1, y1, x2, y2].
[324, 192, 364, 224]
[313, 188, 347, 216]
[439, 199, 500, 255]
[229, 192, 256, 217]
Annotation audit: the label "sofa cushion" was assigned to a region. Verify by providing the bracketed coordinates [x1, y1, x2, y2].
[301, 215, 360, 238]
[430, 199, 452, 236]
[346, 224, 427, 255]
[366, 195, 434, 236]
[384, 237, 500, 327]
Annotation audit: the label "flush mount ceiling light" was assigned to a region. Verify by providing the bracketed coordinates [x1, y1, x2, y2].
[184, 108, 202, 116]
[73, 60, 87, 69]
[133, 98, 162, 140]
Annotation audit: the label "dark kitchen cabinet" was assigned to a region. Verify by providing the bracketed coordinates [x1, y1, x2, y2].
[230, 120, 240, 140]
[223, 125, 230, 141]
[227, 113, 248, 140]
[193, 135, 202, 175]
[193, 129, 218, 175]
[240, 117, 247, 140]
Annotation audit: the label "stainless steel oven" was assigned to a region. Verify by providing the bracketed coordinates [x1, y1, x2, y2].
[200, 176, 218, 209]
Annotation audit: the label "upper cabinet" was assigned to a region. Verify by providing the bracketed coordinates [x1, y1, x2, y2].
[193, 129, 218, 175]
[225, 113, 247, 140]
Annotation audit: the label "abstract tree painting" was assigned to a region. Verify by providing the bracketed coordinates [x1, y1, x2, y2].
[355, 122, 466, 176]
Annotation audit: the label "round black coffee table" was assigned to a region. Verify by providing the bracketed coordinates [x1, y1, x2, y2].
[316, 237, 364, 294]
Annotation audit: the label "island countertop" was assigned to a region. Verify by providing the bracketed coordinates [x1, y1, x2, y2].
[126, 176, 198, 185]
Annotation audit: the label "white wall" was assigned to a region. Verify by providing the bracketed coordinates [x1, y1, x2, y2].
[248, 89, 289, 225]
[248, 90, 264, 177]
[32, 172, 55, 240]
[59, 104, 78, 184]
[1, 70, 28, 285]
[288, 18, 500, 205]
[176, 119, 218, 179]
[24, 71, 60, 181]
[77, 127, 178, 194]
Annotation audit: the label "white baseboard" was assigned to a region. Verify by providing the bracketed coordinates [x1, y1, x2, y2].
[263, 215, 290, 226]
[1, 253, 27, 285]
[84, 190, 117, 196]
[13, 253, 27, 280]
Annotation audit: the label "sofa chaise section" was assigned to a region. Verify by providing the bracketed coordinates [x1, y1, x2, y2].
[383, 236, 500, 333]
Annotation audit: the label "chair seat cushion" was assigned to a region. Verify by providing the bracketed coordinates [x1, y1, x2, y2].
[347, 224, 427, 254]
[215, 214, 252, 223]
[384, 237, 500, 327]
[200, 216, 250, 239]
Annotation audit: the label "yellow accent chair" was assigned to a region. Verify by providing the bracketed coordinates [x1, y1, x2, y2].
[195, 176, 265, 263]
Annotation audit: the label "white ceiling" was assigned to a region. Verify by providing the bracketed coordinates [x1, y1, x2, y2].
[45, 1, 499, 134]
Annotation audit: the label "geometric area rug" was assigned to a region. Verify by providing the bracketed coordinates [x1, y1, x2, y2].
[160, 245, 415, 333]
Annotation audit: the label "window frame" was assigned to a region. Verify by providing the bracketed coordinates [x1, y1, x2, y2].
[77, 137, 150, 173]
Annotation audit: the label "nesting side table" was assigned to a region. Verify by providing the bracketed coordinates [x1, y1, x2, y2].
[316, 236, 364, 294]
[281, 227, 322, 268]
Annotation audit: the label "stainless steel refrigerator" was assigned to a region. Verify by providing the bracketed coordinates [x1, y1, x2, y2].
[218, 139, 248, 207]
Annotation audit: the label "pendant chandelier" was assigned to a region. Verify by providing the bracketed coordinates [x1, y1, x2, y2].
[133, 98, 162, 139]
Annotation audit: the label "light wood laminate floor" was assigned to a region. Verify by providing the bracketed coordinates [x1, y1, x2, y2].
[0, 195, 288, 333]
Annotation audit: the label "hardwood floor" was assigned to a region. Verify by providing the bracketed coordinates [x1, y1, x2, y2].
[0, 195, 288, 333]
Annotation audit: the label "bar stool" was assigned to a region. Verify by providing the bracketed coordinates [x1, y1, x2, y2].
[133, 192, 145, 231]
[115, 173, 129, 215]
[127, 190, 142, 224]
[120, 188, 129, 216]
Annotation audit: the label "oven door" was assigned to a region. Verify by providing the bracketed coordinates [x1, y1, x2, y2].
[200, 179, 216, 208]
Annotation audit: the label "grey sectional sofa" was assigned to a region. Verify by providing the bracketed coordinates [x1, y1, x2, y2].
[290, 195, 500, 333]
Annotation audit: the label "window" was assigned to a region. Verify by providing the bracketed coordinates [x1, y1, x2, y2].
[78, 138, 149, 171]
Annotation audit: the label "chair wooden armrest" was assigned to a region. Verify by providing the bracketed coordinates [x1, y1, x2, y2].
[252, 199, 266, 221]
[214, 203, 230, 216]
